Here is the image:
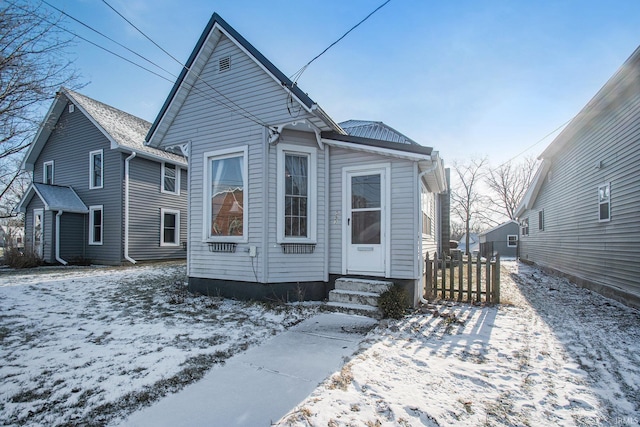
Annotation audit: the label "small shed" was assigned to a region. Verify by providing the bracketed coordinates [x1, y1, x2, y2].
[478, 220, 519, 258]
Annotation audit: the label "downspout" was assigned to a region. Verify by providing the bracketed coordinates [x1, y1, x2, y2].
[324, 145, 330, 283]
[417, 160, 440, 304]
[55, 210, 68, 265]
[124, 152, 137, 264]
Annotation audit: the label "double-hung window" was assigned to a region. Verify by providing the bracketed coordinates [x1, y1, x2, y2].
[421, 185, 433, 236]
[276, 144, 316, 243]
[204, 147, 247, 241]
[162, 163, 180, 195]
[598, 183, 610, 222]
[507, 235, 518, 247]
[43, 161, 54, 185]
[520, 218, 529, 236]
[89, 150, 103, 189]
[89, 205, 103, 245]
[161, 208, 180, 246]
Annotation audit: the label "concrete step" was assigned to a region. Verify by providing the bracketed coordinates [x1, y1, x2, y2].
[334, 278, 393, 294]
[329, 289, 380, 307]
[325, 301, 382, 319]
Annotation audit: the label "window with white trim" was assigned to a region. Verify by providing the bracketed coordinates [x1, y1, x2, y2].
[421, 185, 433, 236]
[162, 163, 180, 195]
[538, 209, 544, 231]
[204, 147, 247, 241]
[598, 183, 610, 222]
[507, 234, 518, 247]
[276, 144, 317, 243]
[520, 218, 529, 236]
[43, 161, 54, 185]
[161, 208, 180, 246]
[89, 150, 103, 189]
[89, 205, 103, 245]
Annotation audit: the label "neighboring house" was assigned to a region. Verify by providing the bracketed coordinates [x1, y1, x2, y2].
[457, 233, 480, 256]
[478, 220, 519, 258]
[145, 13, 449, 306]
[17, 88, 188, 265]
[0, 226, 24, 249]
[515, 45, 640, 308]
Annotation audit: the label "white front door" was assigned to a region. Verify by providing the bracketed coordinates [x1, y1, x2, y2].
[344, 166, 389, 276]
[33, 209, 43, 257]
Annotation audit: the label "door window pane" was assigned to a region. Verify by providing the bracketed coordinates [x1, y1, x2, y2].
[352, 211, 381, 244]
[351, 175, 380, 208]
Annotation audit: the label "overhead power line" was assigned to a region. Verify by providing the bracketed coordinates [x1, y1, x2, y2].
[291, 0, 392, 83]
[100, 0, 268, 127]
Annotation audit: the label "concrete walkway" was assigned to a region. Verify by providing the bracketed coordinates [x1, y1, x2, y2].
[121, 312, 378, 426]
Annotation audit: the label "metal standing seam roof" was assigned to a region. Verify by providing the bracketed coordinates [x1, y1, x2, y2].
[339, 120, 420, 145]
[19, 183, 88, 213]
[64, 89, 187, 165]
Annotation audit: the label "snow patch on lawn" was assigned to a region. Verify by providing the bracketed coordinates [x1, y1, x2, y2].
[0, 262, 318, 426]
[277, 261, 640, 426]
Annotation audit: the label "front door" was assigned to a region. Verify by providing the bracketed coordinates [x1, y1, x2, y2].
[33, 209, 43, 257]
[344, 166, 388, 275]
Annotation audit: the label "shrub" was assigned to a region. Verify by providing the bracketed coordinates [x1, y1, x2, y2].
[3, 247, 45, 269]
[378, 285, 407, 319]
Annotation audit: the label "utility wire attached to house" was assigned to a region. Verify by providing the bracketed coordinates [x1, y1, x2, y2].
[99, 0, 269, 128]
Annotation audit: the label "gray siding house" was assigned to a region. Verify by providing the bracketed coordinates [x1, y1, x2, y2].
[145, 13, 448, 306]
[17, 88, 188, 265]
[515, 45, 640, 308]
[478, 220, 519, 258]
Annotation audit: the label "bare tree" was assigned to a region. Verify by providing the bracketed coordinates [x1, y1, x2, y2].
[0, 0, 81, 214]
[450, 157, 488, 255]
[484, 155, 538, 221]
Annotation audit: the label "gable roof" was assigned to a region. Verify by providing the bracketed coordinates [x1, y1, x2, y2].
[478, 220, 519, 237]
[339, 120, 419, 145]
[21, 88, 186, 172]
[516, 45, 640, 217]
[145, 12, 343, 146]
[539, 45, 640, 161]
[17, 183, 88, 214]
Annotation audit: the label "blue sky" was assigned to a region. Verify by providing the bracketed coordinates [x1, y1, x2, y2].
[47, 0, 640, 165]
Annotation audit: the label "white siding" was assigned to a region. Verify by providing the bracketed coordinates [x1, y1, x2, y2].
[328, 147, 419, 280]
[163, 35, 317, 282]
[519, 63, 640, 299]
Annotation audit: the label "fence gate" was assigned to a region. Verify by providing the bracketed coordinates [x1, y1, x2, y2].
[424, 251, 501, 303]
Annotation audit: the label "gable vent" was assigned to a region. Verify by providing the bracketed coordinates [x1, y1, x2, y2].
[69, 104, 75, 113]
[219, 56, 231, 72]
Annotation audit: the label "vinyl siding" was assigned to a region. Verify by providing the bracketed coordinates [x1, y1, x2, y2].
[127, 155, 188, 260]
[32, 103, 123, 264]
[266, 130, 325, 282]
[519, 67, 640, 298]
[163, 35, 317, 281]
[480, 222, 519, 258]
[328, 147, 419, 280]
[60, 213, 87, 260]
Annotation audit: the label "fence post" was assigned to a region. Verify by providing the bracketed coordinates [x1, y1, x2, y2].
[466, 253, 472, 302]
[494, 253, 501, 303]
[441, 252, 446, 298]
[457, 251, 463, 301]
[433, 251, 439, 299]
[425, 252, 432, 299]
[476, 254, 481, 302]
[485, 255, 491, 303]
[449, 252, 455, 299]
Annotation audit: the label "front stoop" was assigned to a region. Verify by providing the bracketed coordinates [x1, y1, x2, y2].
[327, 278, 393, 319]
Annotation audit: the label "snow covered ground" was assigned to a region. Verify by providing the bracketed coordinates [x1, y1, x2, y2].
[1, 260, 639, 426]
[277, 261, 640, 427]
[0, 262, 317, 426]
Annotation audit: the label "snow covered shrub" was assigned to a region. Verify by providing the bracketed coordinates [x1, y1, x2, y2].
[378, 285, 407, 319]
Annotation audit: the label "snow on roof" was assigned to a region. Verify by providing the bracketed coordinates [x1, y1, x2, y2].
[339, 120, 419, 145]
[64, 89, 186, 165]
